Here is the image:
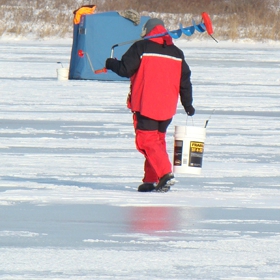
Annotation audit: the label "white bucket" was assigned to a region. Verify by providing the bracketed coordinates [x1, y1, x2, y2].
[173, 125, 206, 175]
[56, 68, 69, 81]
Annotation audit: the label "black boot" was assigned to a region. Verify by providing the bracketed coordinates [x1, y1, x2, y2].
[138, 183, 156, 192]
[155, 173, 175, 192]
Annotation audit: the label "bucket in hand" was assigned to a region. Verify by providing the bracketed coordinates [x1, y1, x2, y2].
[173, 126, 206, 175]
[56, 68, 69, 81]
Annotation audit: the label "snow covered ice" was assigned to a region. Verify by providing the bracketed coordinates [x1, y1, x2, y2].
[0, 38, 280, 279]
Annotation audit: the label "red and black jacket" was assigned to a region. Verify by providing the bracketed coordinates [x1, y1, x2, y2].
[107, 25, 193, 121]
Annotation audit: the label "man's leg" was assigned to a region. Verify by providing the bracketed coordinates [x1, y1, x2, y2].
[134, 113, 174, 191]
[133, 113, 158, 184]
[143, 159, 158, 183]
[135, 129, 172, 179]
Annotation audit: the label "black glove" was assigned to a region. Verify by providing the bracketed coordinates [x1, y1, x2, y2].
[105, 58, 116, 70]
[185, 105, 195, 116]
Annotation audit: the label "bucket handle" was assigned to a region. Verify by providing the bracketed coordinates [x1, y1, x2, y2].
[186, 109, 215, 128]
[57, 62, 64, 68]
[186, 116, 194, 127]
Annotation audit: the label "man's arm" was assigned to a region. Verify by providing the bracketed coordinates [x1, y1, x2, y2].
[106, 42, 142, 78]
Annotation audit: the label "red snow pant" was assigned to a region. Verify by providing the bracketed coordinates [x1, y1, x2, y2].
[133, 112, 172, 183]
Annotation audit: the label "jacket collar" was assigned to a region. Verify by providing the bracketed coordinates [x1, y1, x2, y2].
[145, 25, 173, 45]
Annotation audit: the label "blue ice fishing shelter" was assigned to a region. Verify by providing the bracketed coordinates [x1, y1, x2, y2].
[69, 10, 150, 81]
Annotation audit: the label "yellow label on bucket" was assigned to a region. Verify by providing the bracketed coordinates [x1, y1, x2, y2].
[190, 142, 204, 153]
[189, 141, 204, 167]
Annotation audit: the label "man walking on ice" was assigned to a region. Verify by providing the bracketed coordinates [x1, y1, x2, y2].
[106, 18, 195, 192]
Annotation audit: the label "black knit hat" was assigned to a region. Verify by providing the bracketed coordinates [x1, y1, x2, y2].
[141, 18, 165, 37]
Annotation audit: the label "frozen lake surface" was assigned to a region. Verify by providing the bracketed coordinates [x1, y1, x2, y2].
[0, 39, 280, 279]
